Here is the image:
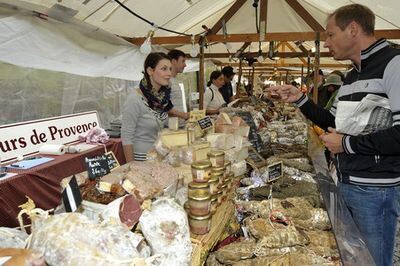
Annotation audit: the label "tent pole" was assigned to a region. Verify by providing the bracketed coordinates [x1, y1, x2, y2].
[300, 65, 304, 89]
[237, 58, 243, 93]
[199, 39, 205, 110]
[312, 32, 320, 103]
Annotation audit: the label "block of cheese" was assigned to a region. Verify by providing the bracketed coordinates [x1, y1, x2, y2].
[188, 141, 211, 161]
[225, 134, 235, 150]
[206, 133, 226, 149]
[234, 126, 250, 137]
[194, 146, 211, 161]
[233, 134, 245, 149]
[232, 160, 247, 177]
[235, 146, 249, 162]
[159, 130, 188, 148]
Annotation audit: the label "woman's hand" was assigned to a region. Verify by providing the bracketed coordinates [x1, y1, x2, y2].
[266, 85, 303, 103]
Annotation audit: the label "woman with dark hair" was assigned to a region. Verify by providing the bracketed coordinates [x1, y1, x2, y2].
[121, 52, 173, 162]
[203, 70, 226, 115]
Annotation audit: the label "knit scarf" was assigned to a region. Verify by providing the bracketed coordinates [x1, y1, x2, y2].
[139, 78, 173, 121]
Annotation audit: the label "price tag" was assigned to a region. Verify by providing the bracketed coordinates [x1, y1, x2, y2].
[85, 154, 110, 179]
[197, 116, 213, 130]
[267, 161, 283, 182]
[105, 151, 120, 171]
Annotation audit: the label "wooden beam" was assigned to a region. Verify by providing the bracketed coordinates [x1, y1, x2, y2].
[283, 41, 308, 65]
[189, 51, 332, 58]
[217, 62, 351, 68]
[126, 30, 400, 45]
[210, 0, 247, 34]
[285, 0, 324, 31]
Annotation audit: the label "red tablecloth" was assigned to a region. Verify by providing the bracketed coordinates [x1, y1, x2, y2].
[0, 138, 126, 227]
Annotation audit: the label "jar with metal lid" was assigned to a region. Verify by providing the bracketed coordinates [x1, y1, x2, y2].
[188, 213, 212, 235]
[188, 182, 210, 198]
[210, 171, 223, 187]
[210, 194, 218, 214]
[208, 175, 219, 195]
[224, 161, 231, 175]
[191, 160, 212, 183]
[207, 150, 225, 167]
[188, 190, 211, 216]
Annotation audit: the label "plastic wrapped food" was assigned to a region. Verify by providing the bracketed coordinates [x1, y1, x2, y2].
[0, 228, 28, 249]
[0, 248, 45, 266]
[29, 213, 142, 266]
[139, 198, 192, 266]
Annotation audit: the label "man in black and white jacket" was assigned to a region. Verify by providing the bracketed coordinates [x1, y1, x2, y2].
[269, 4, 400, 266]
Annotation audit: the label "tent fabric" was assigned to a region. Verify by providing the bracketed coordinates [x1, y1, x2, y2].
[0, 13, 147, 81]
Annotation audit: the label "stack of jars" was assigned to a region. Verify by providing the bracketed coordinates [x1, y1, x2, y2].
[187, 150, 233, 235]
[188, 160, 212, 235]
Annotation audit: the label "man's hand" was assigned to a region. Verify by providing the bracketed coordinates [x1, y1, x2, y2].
[266, 85, 303, 103]
[320, 127, 344, 154]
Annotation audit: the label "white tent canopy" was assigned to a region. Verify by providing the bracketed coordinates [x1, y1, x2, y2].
[1, 0, 399, 73]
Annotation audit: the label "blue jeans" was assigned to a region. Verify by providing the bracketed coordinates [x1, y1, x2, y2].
[338, 182, 400, 266]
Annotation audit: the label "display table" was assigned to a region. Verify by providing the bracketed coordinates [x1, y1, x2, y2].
[0, 138, 126, 227]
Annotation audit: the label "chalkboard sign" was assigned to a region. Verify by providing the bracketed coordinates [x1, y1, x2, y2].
[197, 116, 213, 130]
[105, 151, 120, 171]
[85, 154, 111, 179]
[267, 161, 283, 182]
[235, 111, 263, 152]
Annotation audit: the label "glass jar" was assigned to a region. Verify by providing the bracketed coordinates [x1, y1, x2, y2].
[188, 182, 210, 198]
[207, 150, 225, 167]
[208, 175, 219, 195]
[211, 171, 225, 187]
[188, 190, 211, 216]
[191, 160, 212, 183]
[188, 213, 212, 235]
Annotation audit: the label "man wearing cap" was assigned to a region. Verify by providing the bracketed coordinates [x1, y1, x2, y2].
[324, 73, 343, 110]
[219, 66, 237, 103]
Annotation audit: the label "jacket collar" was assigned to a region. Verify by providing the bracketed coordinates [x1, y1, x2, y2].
[352, 38, 388, 72]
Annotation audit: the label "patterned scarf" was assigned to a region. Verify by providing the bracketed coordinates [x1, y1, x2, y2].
[139, 77, 173, 121]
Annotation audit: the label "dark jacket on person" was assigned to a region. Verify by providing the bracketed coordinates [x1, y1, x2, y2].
[295, 39, 400, 187]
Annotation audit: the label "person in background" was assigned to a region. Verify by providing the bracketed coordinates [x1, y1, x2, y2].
[167, 49, 189, 127]
[268, 4, 400, 265]
[121, 52, 173, 162]
[219, 66, 237, 103]
[330, 70, 345, 82]
[323, 72, 343, 110]
[203, 70, 226, 115]
[307, 69, 328, 107]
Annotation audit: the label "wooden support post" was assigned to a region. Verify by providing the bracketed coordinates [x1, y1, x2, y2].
[312, 32, 320, 104]
[199, 40, 205, 110]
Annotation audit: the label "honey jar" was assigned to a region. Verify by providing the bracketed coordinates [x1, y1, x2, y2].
[188, 213, 212, 235]
[191, 160, 212, 183]
[188, 189, 211, 216]
[207, 150, 225, 167]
